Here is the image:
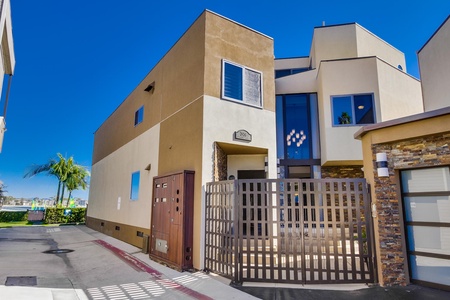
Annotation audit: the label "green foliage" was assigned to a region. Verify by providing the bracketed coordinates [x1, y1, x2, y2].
[44, 208, 86, 224]
[0, 211, 28, 222]
[24, 153, 90, 206]
[338, 112, 352, 124]
[0, 221, 29, 228]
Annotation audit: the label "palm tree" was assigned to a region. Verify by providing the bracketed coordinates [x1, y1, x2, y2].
[338, 112, 352, 124]
[0, 181, 6, 205]
[24, 156, 61, 203]
[52, 154, 72, 205]
[65, 165, 90, 207]
[25, 153, 89, 206]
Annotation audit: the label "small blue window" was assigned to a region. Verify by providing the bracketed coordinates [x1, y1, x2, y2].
[130, 171, 140, 200]
[223, 62, 243, 101]
[332, 94, 375, 126]
[134, 106, 144, 126]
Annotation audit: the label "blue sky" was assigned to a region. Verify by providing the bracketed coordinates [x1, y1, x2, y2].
[0, 0, 449, 199]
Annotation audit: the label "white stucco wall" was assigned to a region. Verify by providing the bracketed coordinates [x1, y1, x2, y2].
[202, 95, 277, 185]
[355, 24, 406, 71]
[317, 58, 379, 165]
[87, 124, 160, 229]
[418, 17, 450, 111]
[0, 0, 15, 75]
[227, 154, 266, 179]
[275, 57, 310, 70]
[275, 69, 318, 94]
[199, 95, 276, 269]
[376, 60, 423, 121]
[310, 24, 358, 69]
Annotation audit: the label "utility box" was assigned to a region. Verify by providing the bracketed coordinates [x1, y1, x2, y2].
[27, 210, 44, 222]
[149, 170, 194, 271]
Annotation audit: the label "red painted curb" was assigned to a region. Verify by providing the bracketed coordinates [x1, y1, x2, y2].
[93, 239, 213, 300]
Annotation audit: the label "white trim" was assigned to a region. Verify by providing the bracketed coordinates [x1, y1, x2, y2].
[221, 59, 263, 109]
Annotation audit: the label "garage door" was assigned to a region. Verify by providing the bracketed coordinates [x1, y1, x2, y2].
[401, 166, 450, 290]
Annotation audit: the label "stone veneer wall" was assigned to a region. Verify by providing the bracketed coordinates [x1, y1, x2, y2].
[371, 132, 450, 286]
[321, 165, 364, 179]
[214, 143, 227, 181]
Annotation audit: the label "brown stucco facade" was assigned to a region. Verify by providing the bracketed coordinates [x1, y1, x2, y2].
[87, 10, 276, 270]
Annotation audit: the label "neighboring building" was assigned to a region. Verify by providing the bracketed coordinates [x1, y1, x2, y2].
[418, 16, 450, 111]
[87, 10, 277, 270]
[356, 15, 450, 289]
[275, 23, 423, 179]
[0, 0, 15, 153]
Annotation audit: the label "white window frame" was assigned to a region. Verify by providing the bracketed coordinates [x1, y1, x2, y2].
[221, 59, 263, 108]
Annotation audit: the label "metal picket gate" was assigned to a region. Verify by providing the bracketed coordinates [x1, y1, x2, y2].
[204, 178, 375, 285]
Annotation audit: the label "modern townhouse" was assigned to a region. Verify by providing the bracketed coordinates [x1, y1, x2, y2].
[275, 22, 423, 180]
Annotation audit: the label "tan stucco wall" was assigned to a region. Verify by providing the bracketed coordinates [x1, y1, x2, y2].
[92, 13, 206, 165]
[418, 17, 450, 111]
[158, 99, 204, 268]
[203, 12, 275, 112]
[88, 125, 160, 229]
[90, 10, 275, 270]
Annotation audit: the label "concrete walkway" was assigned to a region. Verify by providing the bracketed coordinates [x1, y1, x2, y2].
[1, 225, 449, 300]
[0, 225, 257, 300]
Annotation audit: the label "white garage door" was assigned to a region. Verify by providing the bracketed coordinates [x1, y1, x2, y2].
[401, 166, 450, 289]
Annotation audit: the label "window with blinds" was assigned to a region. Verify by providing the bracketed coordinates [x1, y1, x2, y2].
[222, 60, 262, 108]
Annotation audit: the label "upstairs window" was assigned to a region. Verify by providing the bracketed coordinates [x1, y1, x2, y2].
[275, 68, 309, 79]
[130, 171, 140, 200]
[222, 60, 262, 108]
[134, 106, 144, 126]
[332, 94, 375, 126]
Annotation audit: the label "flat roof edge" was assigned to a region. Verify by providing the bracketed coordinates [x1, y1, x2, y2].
[205, 9, 273, 40]
[418, 15, 450, 54]
[354, 106, 450, 139]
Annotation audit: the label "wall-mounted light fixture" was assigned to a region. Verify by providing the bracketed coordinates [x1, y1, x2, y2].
[376, 152, 389, 177]
[144, 81, 155, 93]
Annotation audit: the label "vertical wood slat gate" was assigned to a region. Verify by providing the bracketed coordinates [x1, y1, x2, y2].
[204, 178, 375, 285]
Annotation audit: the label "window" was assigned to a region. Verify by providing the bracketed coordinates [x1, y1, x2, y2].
[275, 68, 309, 79]
[134, 106, 144, 126]
[222, 60, 262, 107]
[331, 94, 375, 126]
[276, 94, 320, 161]
[130, 171, 140, 200]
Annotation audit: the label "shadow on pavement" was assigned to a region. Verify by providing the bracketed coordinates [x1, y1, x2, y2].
[232, 284, 450, 300]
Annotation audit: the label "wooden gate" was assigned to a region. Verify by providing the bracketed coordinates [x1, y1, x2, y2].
[204, 178, 375, 284]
